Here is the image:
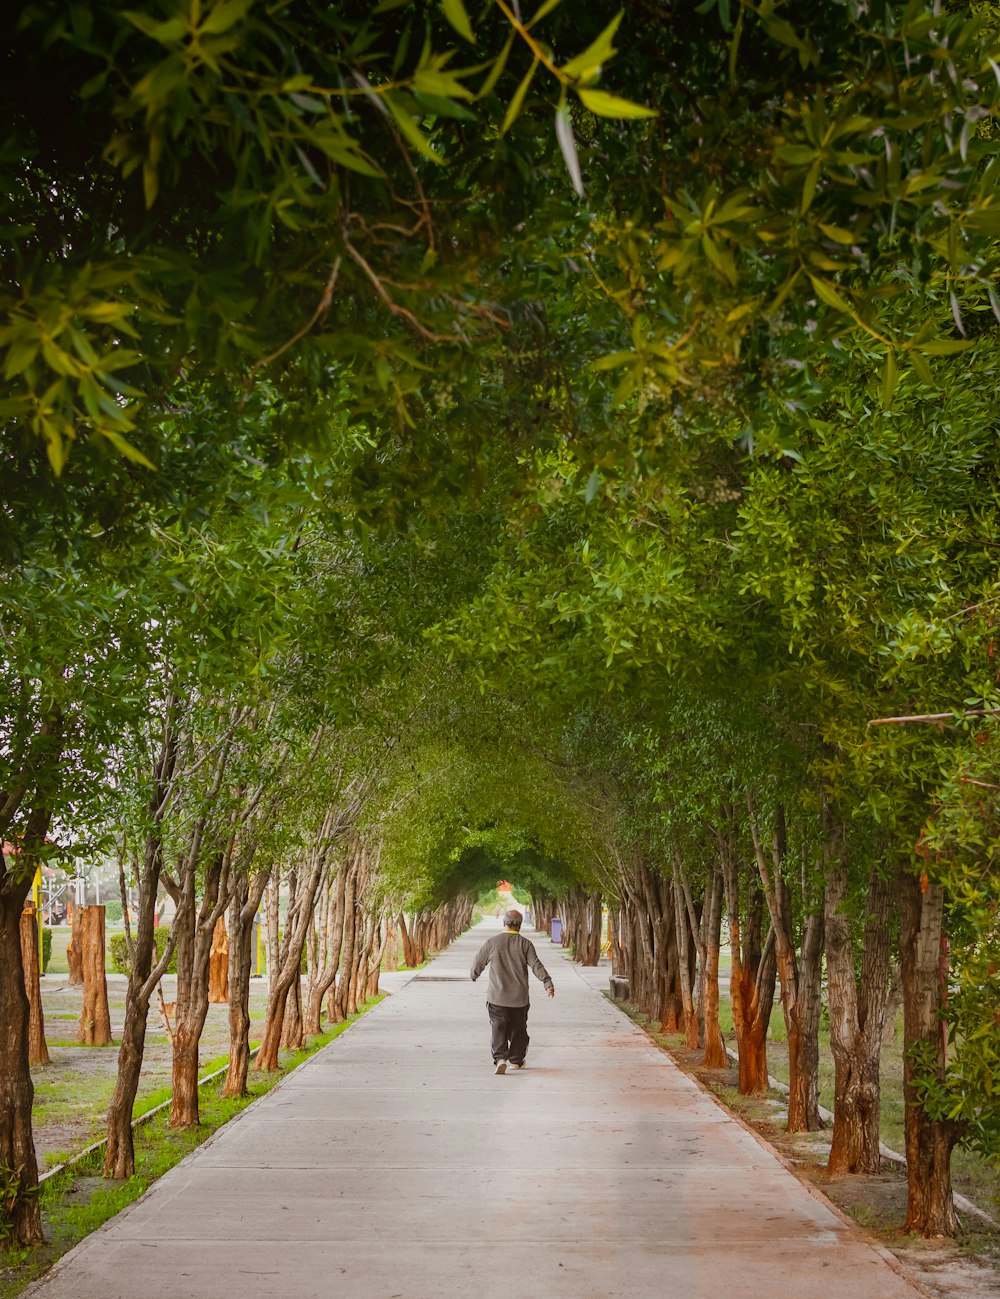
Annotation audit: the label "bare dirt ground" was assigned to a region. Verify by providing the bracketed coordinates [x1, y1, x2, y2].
[667, 1045, 1000, 1299]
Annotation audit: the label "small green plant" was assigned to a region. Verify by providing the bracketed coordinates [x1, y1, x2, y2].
[41, 929, 51, 975]
[0, 1164, 39, 1248]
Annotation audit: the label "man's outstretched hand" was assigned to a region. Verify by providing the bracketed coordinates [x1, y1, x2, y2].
[547, 986, 555, 999]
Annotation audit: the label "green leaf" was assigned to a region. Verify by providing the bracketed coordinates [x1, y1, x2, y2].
[585, 468, 601, 503]
[880, 350, 897, 408]
[200, 0, 253, 36]
[775, 144, 817, 165]
[500, 57, 537, 136]
[528, 0, 565, 27]
[476, 34, 513, 101]
[808, 274, 853, 315]
[800, 158, 821, 214]
[909, 351, 935, 386]
[562, 12, 623, 80]
[102, 429, 155, 469]
[591, 350, 635, 370]
[577, 88, 657, 119]
[413, 91, 477, 120]
[913, 339, 974, 356]
[441, 0, 475, 44]
[817, 222, 855, 245]
[384, 93, 443, 162]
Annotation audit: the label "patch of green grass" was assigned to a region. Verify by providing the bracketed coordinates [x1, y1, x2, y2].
[0, 996, 385, 1298]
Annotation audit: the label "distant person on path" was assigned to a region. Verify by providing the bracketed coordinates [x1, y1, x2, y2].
[470, 909, 554, 1075]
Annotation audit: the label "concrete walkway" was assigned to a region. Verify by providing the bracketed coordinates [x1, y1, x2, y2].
[29, 921, 921, 1299]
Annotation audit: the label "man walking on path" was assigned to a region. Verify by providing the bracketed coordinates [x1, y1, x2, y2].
[470, 909, 554, 1074]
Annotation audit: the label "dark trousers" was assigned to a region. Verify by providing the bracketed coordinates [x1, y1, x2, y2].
[487, 1001, 529, 1064]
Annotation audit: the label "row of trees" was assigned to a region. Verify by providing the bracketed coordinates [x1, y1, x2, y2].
[3, 0, 998, 1258]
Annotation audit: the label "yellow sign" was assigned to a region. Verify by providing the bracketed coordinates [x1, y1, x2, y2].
[33, 866, 43, 975]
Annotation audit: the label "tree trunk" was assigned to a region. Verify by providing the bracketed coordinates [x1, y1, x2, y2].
[382, 916, 399, 972]
[105, 721, 177, 1178]
[307, 864, 346, 1035]
[222, 868, 270, 1099]
[794, 903, 825, 1131]
[19, 903, 49, 1067]
[104, 996, 148, 1179]
[257, 832, 328, 1070]
[722, 816, 776, 1095]
[748, 800, 823, 1131]
[208, 915, 229, 1004]
[701, 867, 727, 1068]
[66, 905, 84, 986]
[170, 1022, 201, 1128]
[825, 849, 892, 1176]
[0, 883, 43, 1245]
[280, 972, 304, 1050]
[78, 906, 113, 1046]
[166, 850, 226, 1129]
[898, 864, 961, 1236]
[398, 910, 416, 969]
[335, 865, 359, 1022]
[671, 865, 698, 1050]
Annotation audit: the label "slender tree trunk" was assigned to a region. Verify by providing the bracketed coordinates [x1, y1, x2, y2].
[398, 910, 416, 968]
[672, 864, 698, 1050]
[0, 883, 43, 1245]
[104, 1001, 147, 1179]
[19, 903, 48, 1066]
[78, 906, 113, 1046]
[721, 817, 775, 1094]
[795, 903, 825, 1131]
[257, 834, 328, 1070]
[105, 723, 177, 1178]
[702, 866, 727, 1068]
[335, 865, 359, 1022]
[748, 801, 823, 1131]
[280, 973, 304, 1050]
[316, 868, 347, 1031]
[898, 865, 961, 1236]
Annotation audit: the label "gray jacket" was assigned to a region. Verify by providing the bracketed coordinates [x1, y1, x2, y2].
[470, 931, 553, 1007]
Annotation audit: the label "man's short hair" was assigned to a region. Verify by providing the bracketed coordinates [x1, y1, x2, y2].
[503, 909, 523, 930]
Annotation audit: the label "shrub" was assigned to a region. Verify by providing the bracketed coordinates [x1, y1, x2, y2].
[42, 927, 51, 974]
[103, 900, 123, 924]
[110, 926, 176, 975]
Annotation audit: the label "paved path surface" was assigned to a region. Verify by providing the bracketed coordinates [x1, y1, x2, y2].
[29, 921, 921, 1299]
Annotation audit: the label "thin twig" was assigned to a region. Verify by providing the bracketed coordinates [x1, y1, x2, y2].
[249, 258, 342, 376]
[343, 241, 453, 342]
[867, 709, 1000, 727]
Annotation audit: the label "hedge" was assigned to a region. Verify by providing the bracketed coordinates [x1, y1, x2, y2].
[110, 926, 177, 975]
